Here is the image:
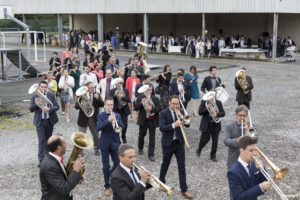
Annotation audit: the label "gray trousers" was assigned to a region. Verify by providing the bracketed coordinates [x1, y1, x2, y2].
[78, 118, 99, 150]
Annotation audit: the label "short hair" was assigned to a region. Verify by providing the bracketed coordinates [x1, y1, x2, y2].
[177, 72, 184, 77]
[53, 52, 58, 55]
[105, 96, 114, 103]
[85, 81, 93, 87]
[190, 65, 197, 72]
[39, 80, 48, 86]
[178, 68, 184, 74]
[118, 144, 134, 156]
[238, 136, 258, 150]
[169, 94, 179, 102]
[235, 105, 248, 115]
[209, 66, 217, 72]
[241, 67, 247, 70]
[106, 69, 112, 73]
[47, 134, 63, 152]
[131, 69, 138, 75]
[142, 74, 150, 81]
[84, 65, 90, 68]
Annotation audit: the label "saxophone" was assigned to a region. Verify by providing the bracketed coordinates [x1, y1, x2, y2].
[236, 70, 249, 94]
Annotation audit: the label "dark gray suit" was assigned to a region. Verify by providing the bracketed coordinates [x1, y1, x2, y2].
[224, 121, 242, 169]
[40, 153, 82, 200]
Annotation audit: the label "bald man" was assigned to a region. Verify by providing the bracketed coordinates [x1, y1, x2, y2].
[39, 134, 84, 200]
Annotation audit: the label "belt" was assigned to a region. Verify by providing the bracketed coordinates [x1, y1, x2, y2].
[172, 139, 179, 144]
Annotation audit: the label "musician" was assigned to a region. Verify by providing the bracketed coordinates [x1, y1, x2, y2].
[29, 81, 59, 166]
[196, 90, 225, 162]
[79, 65, 98, 87]
[127, 58, 145, 80]
[96, 97, 125, 196]
[96, 69, 115, 101]
[169, 73, 191, 108]
[110, 78, 131, 143]
[135, 74, 155, 98]
[82, 52, 92, 67]
[111, 144, 152, 200]
[159, 95, 193, 199]
[134, 85, 161, 162]
[40, 134, 84, 200]
[75, 82, 104, 156]
[201, 66, 227, 93]
[155, 64, 172, 109]
[235, 68, 254, 109]
[49, 52, 61, 67]
[227, 136, 271, 200]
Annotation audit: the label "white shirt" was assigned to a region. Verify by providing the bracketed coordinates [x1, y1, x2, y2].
[79, 72, 98, 87]
[49, 152, 67, 178]
[120, 163, 146, 187]
[58, 75, 75, 97]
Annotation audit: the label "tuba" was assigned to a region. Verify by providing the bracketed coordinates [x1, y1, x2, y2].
[203, 91, 221, 123]
[138, 85, 155, 116]
[112, 78, 127, 106]
[66, 132, 94, 176]
[28, 83, 53, 109]
[133, 163, 175, 196]
[76, 86, 95, 118]
[236, 69, 249, 94]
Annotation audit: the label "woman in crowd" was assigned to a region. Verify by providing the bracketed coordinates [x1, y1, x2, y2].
[62, 47, 71, 64]
[55, 67, 66, 114]
[70, 64, 81, 104]
[89, 57, 100, 71]
[206, 39, 212, 59]
[58, 68, 74, 122]
[125, 69, 140, 122]
[49, 64, 58, 78]
[93, 63, 104, 83]
[185, 65, 200, 116]
[117, 67, 126, 87]
[155, 64, 172, 109]
[46, 72, 57, 95]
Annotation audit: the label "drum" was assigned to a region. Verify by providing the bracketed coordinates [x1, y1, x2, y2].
[215, 87, 229, 104]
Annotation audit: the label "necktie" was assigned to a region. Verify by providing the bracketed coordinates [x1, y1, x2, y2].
[130, 169, 143, 200]
[173, 111, 178, 139]
[60, 157, 64, 164]
[247, 164, 251, 177]
[43, 93, 48, 119]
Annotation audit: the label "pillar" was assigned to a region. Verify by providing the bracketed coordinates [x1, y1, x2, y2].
[143, 13, 148, 44]
[97, 14, 104, 42]
[58, 14, 63, 46]
[272, 13, 278, 62]
[202, 13, 205, 42]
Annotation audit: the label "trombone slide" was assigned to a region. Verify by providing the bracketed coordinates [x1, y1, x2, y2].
[175, 111, 190, 149]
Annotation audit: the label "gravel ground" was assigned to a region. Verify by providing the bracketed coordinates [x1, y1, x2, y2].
[0, 55, 300, 200]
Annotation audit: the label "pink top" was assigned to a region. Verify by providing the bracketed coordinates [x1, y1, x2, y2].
[125, 77, 140, 99]
[62, 51, 71, 64]
[93, 70, 104, 82]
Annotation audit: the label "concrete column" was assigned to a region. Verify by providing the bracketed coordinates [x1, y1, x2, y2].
[97, 14, 104, 42]
[272, 13, 278, 62]
[58, 14, 63, 46]
[202, 13, 205, 42]
[143, 13, 148, 44]
[22, 14, 26, 24]
[69, 14, 74, 31]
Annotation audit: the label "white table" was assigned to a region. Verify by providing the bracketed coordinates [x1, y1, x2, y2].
[219, 48, 267, 59]
[168, 46, 183, 53]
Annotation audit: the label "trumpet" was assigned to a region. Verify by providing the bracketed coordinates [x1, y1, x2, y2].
[133, 163, 175, 196]
[111, 109, 122, 134]
[178, 97, 192, 125]
[174, 109, 190, 149]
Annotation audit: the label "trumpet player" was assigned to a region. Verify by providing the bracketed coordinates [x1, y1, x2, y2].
[111, 144, 152, 200]
[170, 72, 191, 108]
[49, 52, 61, 67]
[159, 95, 193, 199]
[75, 82, 104, 156]
[227, 136, 271, 200]
[29, 81, 59, 166]
[196, 90, 225, 162]
[235, 68, 254, 109]
[110, 78, 131, 143]
[96, 97, 125, 196]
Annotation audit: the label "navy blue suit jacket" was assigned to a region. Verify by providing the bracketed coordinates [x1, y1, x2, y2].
[159, 107, 189, 148]
[169, 78, 191, 102]
[29, 91, 59, 127]
[227, 161, 266, 200]
[96, 111, 125, 151]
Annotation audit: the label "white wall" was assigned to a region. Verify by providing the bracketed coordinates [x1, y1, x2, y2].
[278, 14, 300, 46]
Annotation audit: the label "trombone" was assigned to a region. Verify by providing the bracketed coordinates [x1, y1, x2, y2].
[244, 110, 258, 138]
[133, 163, 175, 196]
[252, 147, 289, 200]
[111, 109, 122, 134]
[174, 109, 190, 149]
[178, 96, 192, 125]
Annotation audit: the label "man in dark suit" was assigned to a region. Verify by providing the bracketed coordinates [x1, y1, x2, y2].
[169, 73, 191, 108]
[75, 82, 104, 156]
[96, 97, 125, 196]
[134, 85, 161, 162]
[201, 66, 227, 93]
[234, 68, 254, 109]
[227, 136, 272, 200]
[159, 95, 193, 199]
[49, 52, 61, 67]
[127, 58, 144, 80]
[135, 74, 154, 98]
[110, 78, 131, 143]
[29, 81, 59, 165]
[197, 91, 225, 162]
[111, 144, 152, 200]
[40, 134, 84, 200]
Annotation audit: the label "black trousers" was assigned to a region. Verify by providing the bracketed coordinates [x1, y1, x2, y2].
[159, 141, 187, 192]
[138, 120, 156, 157]
[238, 101, 250, 110]
[197, 122, 220, 159]
[120, 114, 128, 140]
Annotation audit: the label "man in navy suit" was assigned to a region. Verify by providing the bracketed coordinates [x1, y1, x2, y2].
[29, 81, 59, 166]
[227, 136, 272, 200]
[159, 95, 193, 199]
[169, 73, 191, 108]
[96, 97, 125, 196]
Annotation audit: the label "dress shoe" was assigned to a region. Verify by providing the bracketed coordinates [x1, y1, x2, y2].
[122, 138, 127, 144]
[182, 192, 193, 199]
[94, 149, 100, 156]
[148, 156, 156, 162]
[104, 189, 111, 196]
[138, 149, 143, 155]
[210, 157, 218, 162]
[196, 150, 201, 157]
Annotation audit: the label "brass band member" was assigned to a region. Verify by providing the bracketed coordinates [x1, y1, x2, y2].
[111, 144, 152, 200]
[196, 90, 225, 162]
[96, 97, 125, 196]
[134, 85, 161, 162]
[49, 52, 61, 67]
[155, 64, 172, 109]
[40, 134, 85, 199]
[159, 95, 193, 199]
[235, 68, 254, 109]
[169, 73, 191, 109]
[201, 66, 227, 93]
[75, 82, 104, 156]
[110, 78, 131, 143]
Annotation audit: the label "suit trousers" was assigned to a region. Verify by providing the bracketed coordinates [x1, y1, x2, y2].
[238, 101, 250, 110]
[197, 122, 220, 159]
[36, 119, 53, 163]
[159, 141, 187, 192]
[120, 114, 128, 140]
[78, 118, 99, 150]
[101, 146, 120, 189]
[138, 120, 156, 157]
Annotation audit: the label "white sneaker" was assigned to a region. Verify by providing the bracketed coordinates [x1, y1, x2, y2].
[61, 112, 65, 115]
